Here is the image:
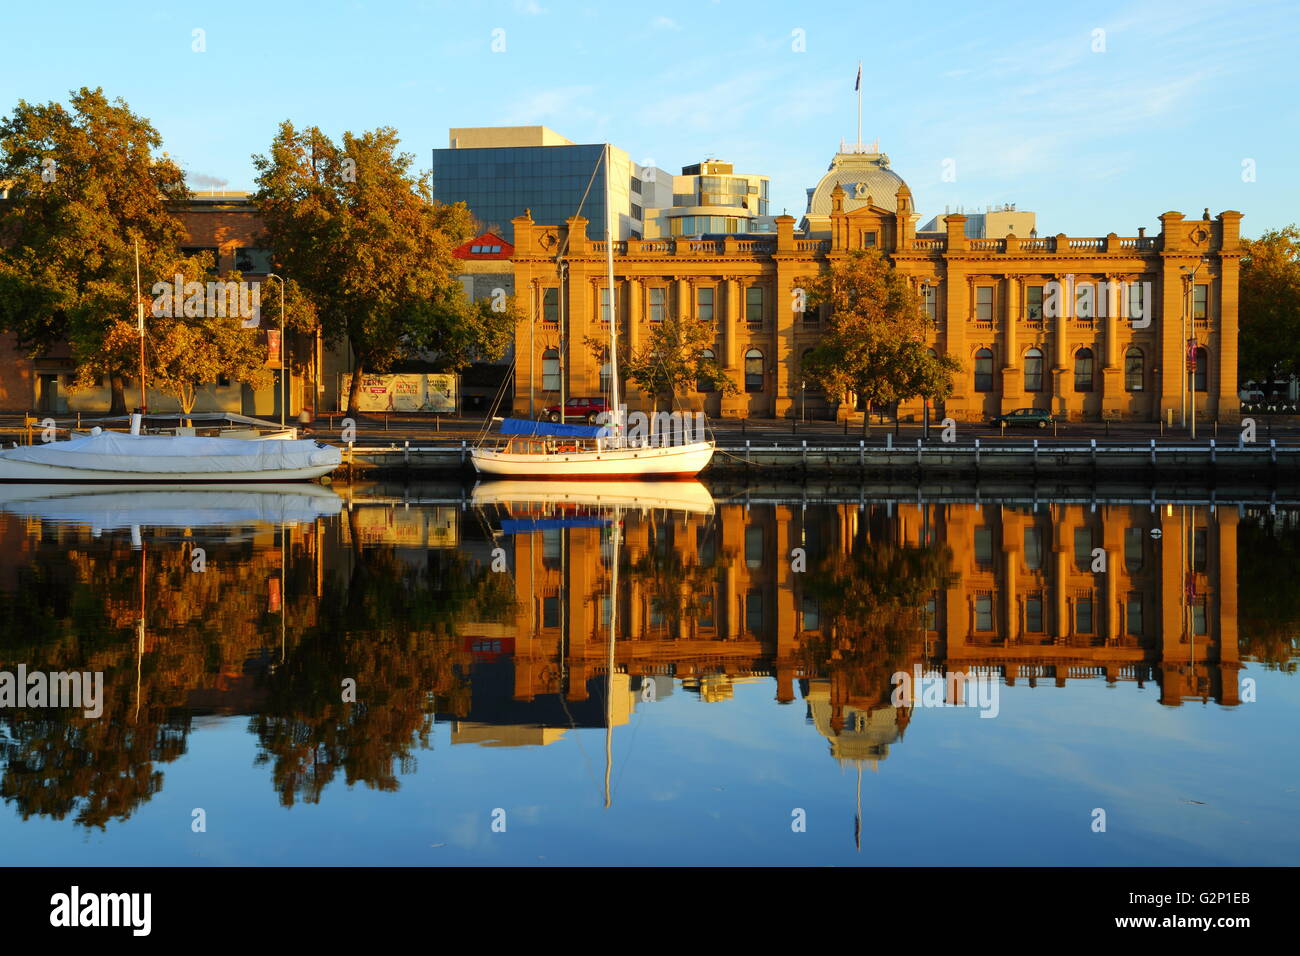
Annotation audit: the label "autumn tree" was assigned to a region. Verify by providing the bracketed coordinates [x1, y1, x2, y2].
[1239, 225, 1300, 389]
[68, 252, 275, 414]
[0, 88, 189, 414]
[802, 250, 960, 434]
[251, 123, 517, 417]
[586, 312, 737, 413]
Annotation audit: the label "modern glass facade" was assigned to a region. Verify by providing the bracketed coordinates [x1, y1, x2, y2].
[431, 144, 613, 239]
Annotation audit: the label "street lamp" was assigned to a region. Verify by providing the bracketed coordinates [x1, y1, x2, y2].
[266, 273, 287, 429]
[919, 277, 936, 441]
[1180, 258, 1211, 438]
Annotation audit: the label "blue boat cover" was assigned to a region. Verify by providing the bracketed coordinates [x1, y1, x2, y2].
[498, 417, 603, 438]
[502, 518, 610, 533]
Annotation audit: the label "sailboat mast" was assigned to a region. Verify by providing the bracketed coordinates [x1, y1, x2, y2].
[605, 145, 620, 445]
[604, 505, 620, 808]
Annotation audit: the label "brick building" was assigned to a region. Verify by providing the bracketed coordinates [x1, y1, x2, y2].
[510, 147, 1242, 423]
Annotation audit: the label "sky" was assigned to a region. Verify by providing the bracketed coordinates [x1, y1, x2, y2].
[1, 0, 1296, 238]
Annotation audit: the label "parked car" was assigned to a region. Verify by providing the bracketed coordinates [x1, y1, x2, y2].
[990, 408, 1055, 428]
[544, 396, 609, 424]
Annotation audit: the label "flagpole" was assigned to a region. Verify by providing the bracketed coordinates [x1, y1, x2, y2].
[856, 61, 862, 148]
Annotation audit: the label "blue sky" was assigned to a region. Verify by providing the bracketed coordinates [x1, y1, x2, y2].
[1, 0, 1296, 237]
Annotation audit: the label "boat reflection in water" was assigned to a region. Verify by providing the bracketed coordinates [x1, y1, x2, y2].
[0, 483, 344, 532]
[0, 486, 1288, 862]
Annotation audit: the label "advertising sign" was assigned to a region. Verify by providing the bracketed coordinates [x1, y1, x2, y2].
[339, 373, 457, 412]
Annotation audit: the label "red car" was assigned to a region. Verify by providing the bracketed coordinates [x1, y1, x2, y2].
[544, 396, 608, 424]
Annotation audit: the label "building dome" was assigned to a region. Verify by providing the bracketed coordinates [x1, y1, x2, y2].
[801, 148, 912, 236]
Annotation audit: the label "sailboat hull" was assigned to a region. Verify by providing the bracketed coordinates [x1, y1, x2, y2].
[470, 441, 714, 479]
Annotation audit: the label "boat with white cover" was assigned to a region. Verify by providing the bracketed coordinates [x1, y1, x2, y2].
[0, 430, 342, 483]
[0, 483, 343, 526]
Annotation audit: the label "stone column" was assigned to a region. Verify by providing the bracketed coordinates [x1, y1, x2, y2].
[721, 277, 746, 417]
[1053, 273, 1071, 416]
[1001, 275, 1023, 415]
[1101, 273, 1122, 416]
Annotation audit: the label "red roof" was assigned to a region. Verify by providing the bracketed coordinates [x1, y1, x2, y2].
[453, 232, 513, 260]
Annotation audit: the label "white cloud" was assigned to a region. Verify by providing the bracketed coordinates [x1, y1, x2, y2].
[652, 16, 682, 31]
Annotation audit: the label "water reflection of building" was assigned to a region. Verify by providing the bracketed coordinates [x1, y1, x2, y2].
[464, 499, 1241, 759]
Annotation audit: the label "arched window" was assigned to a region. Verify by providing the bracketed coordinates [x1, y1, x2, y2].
[745, 349, 764, 393]
[974, 348, 994, 392]
[1024, 348, 1044, 392]
[697, 349, 716, 392]
[1194, 347, 1209, 392]
[1125, 347, 1144, 392]
[542, 349, 560, 392]
[1074, 347, 1094, 392]
[801, 349, 821, 393]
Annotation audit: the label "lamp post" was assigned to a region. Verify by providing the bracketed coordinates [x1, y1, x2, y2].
[266, 273, 287, 428]
[1180, 258, 1210, 438]
[919, 277, 935, 441]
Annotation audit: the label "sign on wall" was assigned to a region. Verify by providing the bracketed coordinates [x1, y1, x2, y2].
[339, 373, 457, 412]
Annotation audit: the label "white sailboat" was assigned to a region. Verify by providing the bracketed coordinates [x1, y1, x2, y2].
[470, 145, 714, 480]
[0, 421, 342, 483]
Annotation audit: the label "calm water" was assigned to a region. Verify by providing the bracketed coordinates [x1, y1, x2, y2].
[0, 482, 1296, 866]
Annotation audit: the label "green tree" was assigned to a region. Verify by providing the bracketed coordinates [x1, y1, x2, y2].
[802, 250, 960, 433]
[0, 87, 189, 414]
[251, 123, 517, 417]
[586, 312, 737, 412]
[1239, 225, 1300, 388]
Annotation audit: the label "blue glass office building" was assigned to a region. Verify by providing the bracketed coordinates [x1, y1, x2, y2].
[431, 143, 613, 238]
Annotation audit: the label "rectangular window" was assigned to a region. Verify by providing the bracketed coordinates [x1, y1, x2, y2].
[746, 286, 764, 328]
[801, 596, 820, 632]
[1126, 594, 1143, 636]
[1026, 285, 1044, 322]
[1124, 527, 1144, 572]
[1074, 527, 1094, 569]
[1192, 600, 1208, 635]
[976, 286, 994, 323]
[696, 525, 716, 568]
[542, 596, 560, 629]
[234, 247, 272, 274]
[862, 232, 877, 249]
[1075, 597, 1094, 634]
[697, 287, 714, 321]
[1024, 527, 1043, 570]
[1128, 281, 1147, 320]
[698, 594, 715, 629]
[975, 594, 994, 632]
[1193, 528, 1207, 572]
[974, 527, 994, 567]
[1025, 595, 1044, 633]
[745, 525, 764, 568]
[600, 287, 617, 322]
[1193, 284, 1209, 320]
[803, 302, 821, 328]
[649, 287, 665, 323]
[542, 287, 559, 324]
[745, 592, 764, 634]
[922, 285, 937, 323]
[1076, 283, 1094, 319]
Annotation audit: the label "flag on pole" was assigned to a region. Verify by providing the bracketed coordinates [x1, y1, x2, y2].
[855, 62, 862, 91]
